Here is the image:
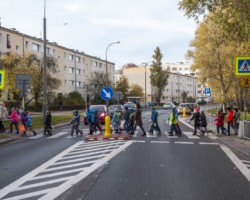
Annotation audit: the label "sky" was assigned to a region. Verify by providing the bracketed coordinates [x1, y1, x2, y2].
[0, 0, 198, 69]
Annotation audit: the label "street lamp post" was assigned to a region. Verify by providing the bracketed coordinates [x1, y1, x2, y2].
[105, 41, 120, 109]
[43, 0, 47, 124]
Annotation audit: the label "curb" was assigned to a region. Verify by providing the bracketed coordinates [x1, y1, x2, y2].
[0, 137, 21, 145]
[85, 133, 132, 141]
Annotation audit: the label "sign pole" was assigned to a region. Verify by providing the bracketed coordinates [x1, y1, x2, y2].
[244, 87, 248, 120]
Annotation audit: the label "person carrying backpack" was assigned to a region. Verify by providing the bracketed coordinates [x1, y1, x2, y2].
[148, 107, 161, 135]
[87, 109, 95, 135]
[70, 110, 83, 136]
[189, 107, 200, 135]
[26, 113, 37, 136]
[94, 110, 103, 134]
[199, 108, 208, 135]
[123, 107, 130, 133]
[20, 109, 28, 136]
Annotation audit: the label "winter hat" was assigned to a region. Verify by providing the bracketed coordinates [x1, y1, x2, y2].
[195, 107, 200, 112]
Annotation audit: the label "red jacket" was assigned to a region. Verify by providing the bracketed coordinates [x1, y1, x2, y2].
[227, 110, 234, 124]
[215, 115, 223, 126]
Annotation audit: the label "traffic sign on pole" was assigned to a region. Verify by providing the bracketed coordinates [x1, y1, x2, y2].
[204, 88, 211, 97]
[235, 56, 250, 76]
[114, 91, 123, 101]
[100, 86, 114, 101]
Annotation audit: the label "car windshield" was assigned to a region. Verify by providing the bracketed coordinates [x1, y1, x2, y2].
[109, 105, 122, 110]
[165, 103, 172, 105]
[90, 106, 105, 112]
[124, 104, 135, 108]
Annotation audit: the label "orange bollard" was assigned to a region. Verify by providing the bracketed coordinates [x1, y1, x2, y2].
[104, 115, 112, 137]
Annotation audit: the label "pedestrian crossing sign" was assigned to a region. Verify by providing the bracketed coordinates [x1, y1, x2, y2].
[0, 70, 5, 89]
[235, 56, 250, 76]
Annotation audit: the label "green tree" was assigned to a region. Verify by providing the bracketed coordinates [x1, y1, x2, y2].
[130, 84, 143, 97]
[64, 91, 83, 105]
[87, 71, 114, 105]
[115, 75, 130, 103]
[150, 47, 169, 105]
[181, 91, 188, 103]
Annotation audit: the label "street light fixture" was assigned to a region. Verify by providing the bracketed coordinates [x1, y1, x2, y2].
[142, 61, 152, 109]
[105, 41, 120, 109]
[105, 41, 120, 86]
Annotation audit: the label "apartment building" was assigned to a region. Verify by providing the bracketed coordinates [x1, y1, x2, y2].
[0, 26, 115, 99]
[163, 62, 211, 102]
[122, 66, 198, 104]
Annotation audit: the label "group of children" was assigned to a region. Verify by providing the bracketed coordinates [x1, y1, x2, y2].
[214, 107, 240, 136]
[6, 107, 37, 136]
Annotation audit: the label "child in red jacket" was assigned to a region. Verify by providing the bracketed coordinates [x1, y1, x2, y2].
[226, 107, 237, 136]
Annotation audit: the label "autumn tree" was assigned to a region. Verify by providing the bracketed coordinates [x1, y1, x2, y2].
[150, 47, 169, 105]
[179, 0, 250, 42]
[115, 75, 130, 103]
[186, 19, 250, 110]
[130, 84, 143, 97]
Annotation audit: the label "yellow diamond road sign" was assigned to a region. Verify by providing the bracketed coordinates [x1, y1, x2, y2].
[240, 77, 250, 87]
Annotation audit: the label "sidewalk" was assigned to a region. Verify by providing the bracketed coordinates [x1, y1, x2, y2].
[180, 115, 250, 158]
[0, 110, 75, 144]
[207, 123, 250, 157]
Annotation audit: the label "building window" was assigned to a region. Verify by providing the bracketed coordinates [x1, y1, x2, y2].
[69, 80, 74, 86]
[69, 67, 74, 74]
[76, 56, 80, 63]
[76, 81, 81, 87]
[64, 53, 67, 59]
[0, 33, 2, 44]
[92, 61, 98, 67]
[16, 45, 19, 51]
[32, 43, 40, 52]
[53, 49, 56, 55]
[172, 67, 177, 71]
[69, 54, 74, 61]
[25, 41, 29, 49]
[7, 34, 11, 49]
[76, 69, 81, 75]
[99, 63, 103, 68]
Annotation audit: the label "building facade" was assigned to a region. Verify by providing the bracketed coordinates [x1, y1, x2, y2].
[0, 26, 116, 100]
[122, 66, 198, 104]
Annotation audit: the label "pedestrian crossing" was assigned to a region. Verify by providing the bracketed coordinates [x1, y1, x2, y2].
[27, 128, 218, 141]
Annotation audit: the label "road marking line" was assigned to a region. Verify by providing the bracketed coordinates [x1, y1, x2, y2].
[175, 141, 194, 144]
[199, 142, 219, 145]
[39, 141, 133, 200]
[1, 189, 51, 200]
[132, 140, 145, 143]
[133, 131, 138, 138]
[146, 131, 157, 138]
[63, 149, 113, 159]
[164, 132, 178, 138]
[182, 132, 200, 139]
[47, 132, 68, 139]
[242, 160, 250, 164]
[28, 134, 44, 139]
[30, 170, 82, 181]
[44, 160, 95, 172]
[151, 141, 169, 144]
[221, 144, 250, 182]
[14, 177, 69, 191]
[207, 133, 218, 139]
[52, 155, 104, 165]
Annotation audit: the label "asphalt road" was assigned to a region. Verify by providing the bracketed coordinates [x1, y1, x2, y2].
[0, 109, 250, 200]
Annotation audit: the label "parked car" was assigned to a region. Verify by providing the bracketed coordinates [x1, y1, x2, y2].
[163, 102, 175, 110]
[83, 105, 107, 125]
[177, 103, 199, 115]
[123, 102, 136, 111]
[108, 104, 124, 118]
